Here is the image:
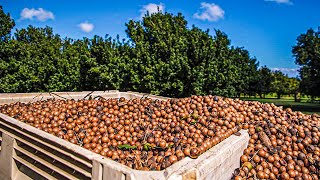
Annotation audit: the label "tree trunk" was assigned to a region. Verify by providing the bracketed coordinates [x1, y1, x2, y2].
[277, 93, 281, 99]
[259, 93, 263, 99]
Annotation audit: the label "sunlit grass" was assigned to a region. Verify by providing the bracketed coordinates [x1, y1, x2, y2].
[240, 96, 320, 115]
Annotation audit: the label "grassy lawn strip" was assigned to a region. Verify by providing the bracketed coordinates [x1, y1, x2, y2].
[240, 97, 320, 115]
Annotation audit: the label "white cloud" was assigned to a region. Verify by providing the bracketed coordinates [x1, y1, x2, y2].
[140, 3, 165, 18]
[271, 68, 299, 77]
[193, 2, 225, 22]
[265, 0, 293, 5]
[271, 68, 298, 72]
[20, 8, 54, 21]
[78, 22, 94, 33]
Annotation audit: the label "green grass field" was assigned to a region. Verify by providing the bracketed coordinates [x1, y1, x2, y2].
[240, 97, 320, 115]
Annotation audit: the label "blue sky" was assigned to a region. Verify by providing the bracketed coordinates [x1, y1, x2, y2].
[1, 0, 319, 77]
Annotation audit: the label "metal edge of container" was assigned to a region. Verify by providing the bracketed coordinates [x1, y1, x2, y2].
[0, 91, 249, 180]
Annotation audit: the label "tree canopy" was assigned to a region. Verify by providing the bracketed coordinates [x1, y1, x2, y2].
[292, 28, 320, 98]
[0, 7, 306, 98]
[0, 6, 15, 41]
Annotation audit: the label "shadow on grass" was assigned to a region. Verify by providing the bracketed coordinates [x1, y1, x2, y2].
[240, 97, 320, 114]
[282, 104, 320, 114]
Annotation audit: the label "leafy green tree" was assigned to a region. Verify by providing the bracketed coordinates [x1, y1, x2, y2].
[125, 12, 259, 97]
[13, 26, 63, 92]
[209, 30, 236, 96]
[287, 77, 300, 102]
[254, 66, 272, 98]
[292, 28, 320, 98]
[229, 47, 259, 97]
[47, 38, 81, 92]
[77, 38, 96, 90]
[0, 25, 81, 92]
[0, 6, 16, 92]
[0, 6, 263, 97]
[126, 12, 190, 97]
[0, 6, 15, 41]
[0, 39, 21, 92]
[80, 35, 128, 91]
[271, 71, 289, 99]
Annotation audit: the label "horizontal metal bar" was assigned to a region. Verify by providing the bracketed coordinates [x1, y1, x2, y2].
[14, 137, 91, 178]
[13, 155, 58, 180]
[15, 145, 77, 180]
[0, 121, 92, 168]
[0, 133, 2, 151]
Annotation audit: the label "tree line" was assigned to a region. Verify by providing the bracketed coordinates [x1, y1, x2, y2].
[0, 6, 317, 99]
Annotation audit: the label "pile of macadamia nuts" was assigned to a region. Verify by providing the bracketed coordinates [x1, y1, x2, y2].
[0, 95, 319, 179]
